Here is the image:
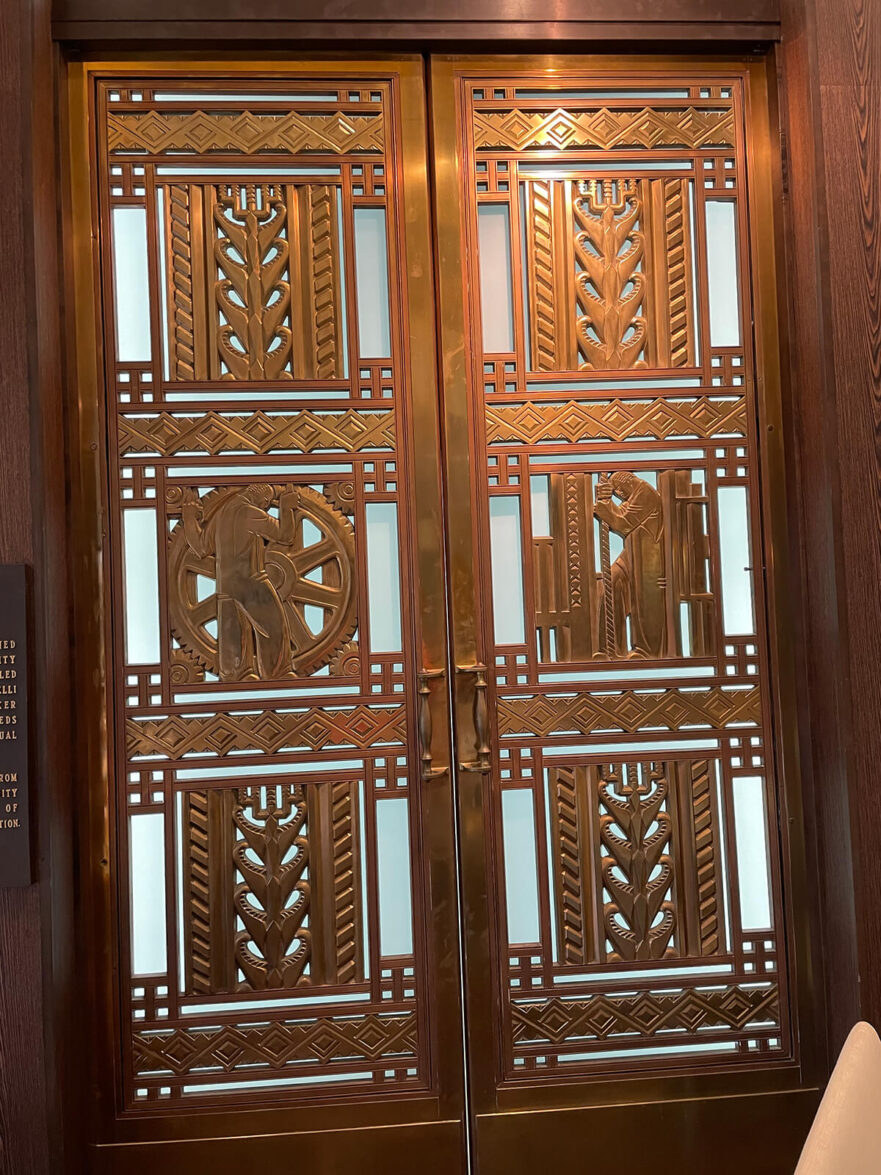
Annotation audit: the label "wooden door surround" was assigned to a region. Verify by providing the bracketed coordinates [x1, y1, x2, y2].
[58, 53, 824, 1174]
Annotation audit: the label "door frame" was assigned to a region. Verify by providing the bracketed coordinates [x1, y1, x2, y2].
[26, 16, 843, 1175]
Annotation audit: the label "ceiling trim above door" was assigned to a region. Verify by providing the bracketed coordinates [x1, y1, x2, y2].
[51, 0, 782, 46]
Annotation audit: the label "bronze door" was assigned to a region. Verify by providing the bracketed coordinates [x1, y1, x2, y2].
[67, 53, 815, 1174]
[68, 59, 467, 1172]
[430, 56, 816, 1170]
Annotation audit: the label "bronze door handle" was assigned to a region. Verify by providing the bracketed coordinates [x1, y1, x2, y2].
[455, 663, 492, 773]
[417, 667, 448, 781]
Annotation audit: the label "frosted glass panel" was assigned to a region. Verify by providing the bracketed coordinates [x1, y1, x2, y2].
[501, 790, 540, 944]
[129, 812, 167, 975]
[530, 475, 551, 537]
[717, 486, 755, 635]
[478, 204, 515, 352]
[153, 91, 339, 103]
[376, 797, 413, 956]
[489, 496, 526, 645]
[515, 88, 690, 99]
[123, 508, 160, 663]
[365, 502, 401, 653]
[705, 200, 741, 348]
[353, 207, 391, 358]
[733, 776, 773, 930]
[175, 793, 186, 992]
[112, 206, 152, 361]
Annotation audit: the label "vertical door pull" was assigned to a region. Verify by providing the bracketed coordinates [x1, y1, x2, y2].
[417, 668, 448, 781]
[456, 663, 492, 773]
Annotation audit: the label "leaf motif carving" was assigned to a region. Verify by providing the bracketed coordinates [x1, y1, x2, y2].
[573, 179, 647, 370]
[233, 786, 311, 989]
[598, 763, 676, 961]
[214, 184, 293, 380]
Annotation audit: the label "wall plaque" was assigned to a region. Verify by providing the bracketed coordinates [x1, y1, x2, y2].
[0, 566, 30, 886]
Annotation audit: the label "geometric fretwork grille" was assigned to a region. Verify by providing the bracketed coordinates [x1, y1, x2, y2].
[462, 73, 792, 1083]
[95, 75, 425, 1109]
[87, 62, 794, 1119]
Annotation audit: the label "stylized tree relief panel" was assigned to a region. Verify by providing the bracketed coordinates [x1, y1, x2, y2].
[598, 763, 675, 962]
[183, 782, 363, 996]
[574, 179, 647, 370]
[213, 184, 294, 380]
[167, 483, 356, 681]
[520, 176, 696, 372]
[547, 759, 725, 972]
[164, 182, 344, 382]
[233, 785, 312, 990]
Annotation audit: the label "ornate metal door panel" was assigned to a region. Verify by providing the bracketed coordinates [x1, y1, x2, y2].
[430, 57, 814, 1165]
[69, 61, 465, 1170]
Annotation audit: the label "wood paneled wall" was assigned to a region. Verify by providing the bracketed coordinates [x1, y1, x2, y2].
[0, 1, 878, 1170]
[778, 0, 881, 1071]
[0, 1, 76, 1172]
[0, 2, 53, 1172]
[812, 0, 881, 1039]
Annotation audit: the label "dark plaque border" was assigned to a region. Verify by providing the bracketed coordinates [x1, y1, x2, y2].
[0, 566, 30, 887]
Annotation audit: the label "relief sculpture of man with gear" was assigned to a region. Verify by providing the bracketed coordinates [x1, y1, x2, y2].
[181, 484, 299, 680]
[168, 482, 357, 683]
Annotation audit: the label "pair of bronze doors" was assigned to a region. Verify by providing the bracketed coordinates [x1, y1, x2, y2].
[68, 54, 815, 1174]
